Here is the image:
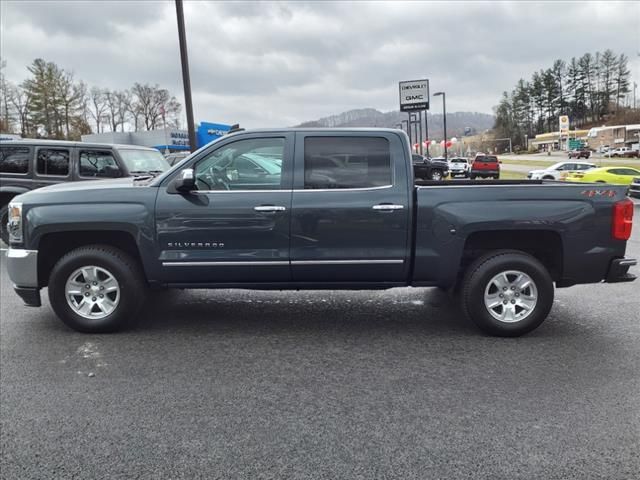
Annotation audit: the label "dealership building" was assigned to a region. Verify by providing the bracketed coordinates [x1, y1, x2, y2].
[81, 121, 231, 152]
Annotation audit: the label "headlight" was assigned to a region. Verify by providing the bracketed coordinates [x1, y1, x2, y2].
[8, 202, 23, 244]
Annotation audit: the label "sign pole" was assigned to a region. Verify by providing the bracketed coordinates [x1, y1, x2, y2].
[418, 111, 423, 155]
[425, 110, 430, 157]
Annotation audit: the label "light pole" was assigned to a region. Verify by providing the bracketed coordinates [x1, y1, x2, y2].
[175, 0, 196, 152]
[433, 91, 447, 159]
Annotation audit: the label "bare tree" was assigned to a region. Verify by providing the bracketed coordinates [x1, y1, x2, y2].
[8, 84, 32, 136]
[130, 83, 181, 131]
[104, 89, 130, 132]
[58, 71, 85, 138]
[87, 87, 108, 133]
[0, 60, 14, 132]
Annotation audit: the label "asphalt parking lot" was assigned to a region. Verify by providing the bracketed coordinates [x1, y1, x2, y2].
[1, 221, 639, 479]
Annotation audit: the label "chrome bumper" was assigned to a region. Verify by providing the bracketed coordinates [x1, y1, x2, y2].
[6, 248, 38, 288]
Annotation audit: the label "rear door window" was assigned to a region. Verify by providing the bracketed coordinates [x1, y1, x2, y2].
[616, 168, 640, 176]
[0, 146, 31, 174]
[303, 137, 391, 189]
[37, 148, 70, 176]
[79, 150, 122, 178]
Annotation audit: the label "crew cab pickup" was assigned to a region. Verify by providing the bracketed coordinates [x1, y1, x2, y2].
[470, 154, 500, 179]
[5, 129, 637, 337]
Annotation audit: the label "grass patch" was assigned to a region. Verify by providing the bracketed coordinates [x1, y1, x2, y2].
[498, 171, 528, 180]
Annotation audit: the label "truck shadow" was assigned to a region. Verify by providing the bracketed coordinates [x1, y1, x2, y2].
[134, 287, 479, 337]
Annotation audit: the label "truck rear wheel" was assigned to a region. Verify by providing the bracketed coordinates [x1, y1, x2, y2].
[48, 245, 146, 333]
[461, 250, 554, 337]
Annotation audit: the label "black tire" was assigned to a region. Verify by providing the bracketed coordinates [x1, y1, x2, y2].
[461, 250, 554, 337]
[542, 175, 555, 180]
[48, 245, 147, 333]
[469, 174, 476, 180]
[0, 203, 9, 245]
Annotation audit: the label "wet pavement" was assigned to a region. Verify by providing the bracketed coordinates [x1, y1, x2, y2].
[1, 227, 639, 479]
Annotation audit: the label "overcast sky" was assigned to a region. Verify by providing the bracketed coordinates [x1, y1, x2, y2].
[1, 0, 638, 128]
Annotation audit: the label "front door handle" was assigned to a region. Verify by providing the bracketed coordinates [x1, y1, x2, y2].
[372, 204, 404, 212]
[254, 205, 287, 213]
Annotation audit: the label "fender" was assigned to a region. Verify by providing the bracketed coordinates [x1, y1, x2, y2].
[0, 185, 31, 199]
[24, 200, 158, 281]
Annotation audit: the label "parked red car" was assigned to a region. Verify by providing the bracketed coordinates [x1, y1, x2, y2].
[470, 154, 500, 179]
[568, 148, 591, 159]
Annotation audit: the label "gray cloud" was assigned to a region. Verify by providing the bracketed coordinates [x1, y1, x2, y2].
[1, 0, 638, 128]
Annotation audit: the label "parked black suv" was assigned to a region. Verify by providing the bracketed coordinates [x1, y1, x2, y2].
[412, 154, 449, 181]
[0, 139, 170, 244]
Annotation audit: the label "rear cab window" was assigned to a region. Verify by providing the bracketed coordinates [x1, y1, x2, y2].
[0, 146, 31, 174]
[303, 137, 392, 189]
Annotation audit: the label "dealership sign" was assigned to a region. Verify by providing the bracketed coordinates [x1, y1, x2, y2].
[399, 79, 429, 112]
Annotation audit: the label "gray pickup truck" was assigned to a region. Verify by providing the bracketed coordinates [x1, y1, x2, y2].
[5, 129, 637, 336]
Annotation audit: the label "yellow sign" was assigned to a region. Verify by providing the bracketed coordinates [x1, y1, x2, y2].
[559, 115, 569, 134]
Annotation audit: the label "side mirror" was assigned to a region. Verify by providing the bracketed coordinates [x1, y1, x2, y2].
[169, 168, 196, 193]
[104, 165, 122, 178]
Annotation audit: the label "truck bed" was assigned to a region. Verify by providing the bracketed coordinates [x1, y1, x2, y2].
[411, 181, 630, 288]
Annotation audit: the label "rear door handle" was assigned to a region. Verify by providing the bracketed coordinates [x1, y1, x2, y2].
[254, 205, 286, 213]
[372, 204, 404, 211]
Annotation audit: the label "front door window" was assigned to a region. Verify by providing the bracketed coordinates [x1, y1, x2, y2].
[194, 138, 285, 191]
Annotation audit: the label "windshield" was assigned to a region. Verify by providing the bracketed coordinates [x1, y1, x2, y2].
[118, 149, 170, 173]
[450, 158, 466, 163]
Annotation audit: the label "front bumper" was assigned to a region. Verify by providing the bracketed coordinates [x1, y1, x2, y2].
[6, 248, 41, 307]
[605, 258, 637, 283]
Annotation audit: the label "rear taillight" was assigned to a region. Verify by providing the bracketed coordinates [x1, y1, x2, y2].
[612, 199, 634, 240]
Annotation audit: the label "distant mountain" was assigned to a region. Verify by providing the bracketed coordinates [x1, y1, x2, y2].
[294, 108, 494, 139]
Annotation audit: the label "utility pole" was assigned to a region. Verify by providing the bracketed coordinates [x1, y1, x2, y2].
[175, 0, 196, 152]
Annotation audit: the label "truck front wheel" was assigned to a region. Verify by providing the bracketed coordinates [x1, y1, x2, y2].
[461, 251, 554, 337]
[0, 203, 10, 245]
[48, 245, 146, 333]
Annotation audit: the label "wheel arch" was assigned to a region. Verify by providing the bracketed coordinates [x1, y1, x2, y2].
[37, 231, 146, 288]
[460, 230, 563, 282]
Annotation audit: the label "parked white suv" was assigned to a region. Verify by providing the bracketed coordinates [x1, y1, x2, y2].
[527, 161, 596, 180]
